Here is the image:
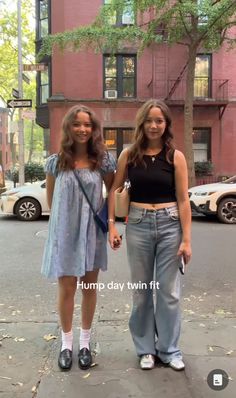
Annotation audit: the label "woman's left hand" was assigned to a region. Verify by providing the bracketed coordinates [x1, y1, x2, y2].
[177, 241, 192, 264]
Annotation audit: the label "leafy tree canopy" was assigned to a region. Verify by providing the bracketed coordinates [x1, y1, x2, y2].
[0, 0, 44, 163]
[39, 0, 236, 59]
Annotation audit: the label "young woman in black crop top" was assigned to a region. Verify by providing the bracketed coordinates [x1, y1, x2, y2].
[108, 99, 192, 371]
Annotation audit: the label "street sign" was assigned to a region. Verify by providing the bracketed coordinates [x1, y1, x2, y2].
[7, 99, 32, 108]
[23, 63, 47, 72]
[22, 110, 36, 120]
[12, 88, 20, 98]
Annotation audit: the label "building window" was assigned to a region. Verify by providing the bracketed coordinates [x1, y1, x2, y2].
[104, 128, 135, 158]
[104, 0, 134, 26]
[197, 0, 208, 25]
[39, 69, 49, 104]
[193, 128, 211, 162]
[194, 54, 211, 98]
[104, 55, 136, 98]
[38, 0, 48, 39]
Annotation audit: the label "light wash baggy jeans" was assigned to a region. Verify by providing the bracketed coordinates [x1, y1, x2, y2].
[126, 204, 183, 363]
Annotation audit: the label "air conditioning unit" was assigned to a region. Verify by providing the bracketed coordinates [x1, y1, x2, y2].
[122, 14, 134, 25]
[104, 90, 117, 99]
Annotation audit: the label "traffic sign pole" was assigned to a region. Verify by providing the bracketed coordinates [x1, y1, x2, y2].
[17, 0, 25, 186]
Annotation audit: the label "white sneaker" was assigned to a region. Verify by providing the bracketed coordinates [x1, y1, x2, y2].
[169, 358, 185, 371]
[140, 354, 155, 370]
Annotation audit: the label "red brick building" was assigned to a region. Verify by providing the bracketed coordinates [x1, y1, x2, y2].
[35, 0, 236, 179]
[0, 108, 11, 176]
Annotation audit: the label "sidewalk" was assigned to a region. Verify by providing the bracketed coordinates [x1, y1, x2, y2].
[35, 316, 235, 398]
[0, 223, 235, 398]
[36, 231, 235, 398]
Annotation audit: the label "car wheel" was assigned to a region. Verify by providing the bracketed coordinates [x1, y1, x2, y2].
[15, 197, 41, 221]
[217, 197, 236, 224]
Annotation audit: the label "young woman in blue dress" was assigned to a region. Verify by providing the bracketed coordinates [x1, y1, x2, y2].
[42, 105, 115, 371]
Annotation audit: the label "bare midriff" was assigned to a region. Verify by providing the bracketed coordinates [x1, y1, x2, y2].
[130, 201, 177, 210]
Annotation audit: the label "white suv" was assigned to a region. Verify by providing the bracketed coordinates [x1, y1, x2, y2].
[188, 175, 236, 224]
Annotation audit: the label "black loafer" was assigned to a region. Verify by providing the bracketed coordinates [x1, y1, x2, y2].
[58, 349, 72, 370]
[78, 347, 92, 370]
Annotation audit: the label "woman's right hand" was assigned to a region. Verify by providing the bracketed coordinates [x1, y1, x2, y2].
[109, 225, 122, 250]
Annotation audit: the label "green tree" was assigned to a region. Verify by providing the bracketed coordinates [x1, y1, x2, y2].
[39, 0, 236, 186]
[0, 0, 44, 164]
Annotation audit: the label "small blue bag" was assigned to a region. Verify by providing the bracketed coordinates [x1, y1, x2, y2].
[94, 199, 108, 233]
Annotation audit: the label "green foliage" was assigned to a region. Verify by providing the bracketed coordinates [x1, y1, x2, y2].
[0, 1, 44, 163]
[9, 162, 46, 183]
[38, 0, 236, 58]
[0, 0, 35, 103]
[194, 161, 213, 176]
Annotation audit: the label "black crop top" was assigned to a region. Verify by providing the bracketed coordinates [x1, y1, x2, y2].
[128, 148, 177, 204]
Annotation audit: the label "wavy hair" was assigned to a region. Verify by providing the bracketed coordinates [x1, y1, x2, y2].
[128, 99, 175, 166]
[58, 104, 105, 171]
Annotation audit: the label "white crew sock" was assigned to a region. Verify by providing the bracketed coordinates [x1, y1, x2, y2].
[61, 330, 73, 351]
[79, 328, 91, 350]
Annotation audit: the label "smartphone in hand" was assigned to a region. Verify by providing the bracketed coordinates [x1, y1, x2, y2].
[179, 256, 185, 275]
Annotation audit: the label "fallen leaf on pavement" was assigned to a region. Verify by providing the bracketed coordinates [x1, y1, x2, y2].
[226, 350, 234, 355]
[14, 337, 25, 342]
[83, 372, 90, 378]
[0, 376, 12, 380]
[208, 346, 214, 352]
[215, 309, 226, 315]
[31, 386, 37, 393]
[43, 334, 57, 341]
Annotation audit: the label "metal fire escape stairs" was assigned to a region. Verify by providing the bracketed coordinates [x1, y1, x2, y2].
[165, 61, 188, 100]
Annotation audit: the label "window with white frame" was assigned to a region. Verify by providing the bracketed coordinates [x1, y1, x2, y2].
[193, 128, 211, 162]
[104, 0, 134, 26]
[39, 69, 49, 104]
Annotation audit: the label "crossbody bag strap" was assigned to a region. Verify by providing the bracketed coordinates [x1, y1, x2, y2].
[73, 170, 96, 216]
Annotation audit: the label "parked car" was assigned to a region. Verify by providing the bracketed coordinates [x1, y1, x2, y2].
[188, 175, 236, 224]
[0, 179, 108, 221]
[0, 180, 49, 221]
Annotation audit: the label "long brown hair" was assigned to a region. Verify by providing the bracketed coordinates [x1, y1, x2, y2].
[128, 99, 175, 166]
[58, 104, 105, 171]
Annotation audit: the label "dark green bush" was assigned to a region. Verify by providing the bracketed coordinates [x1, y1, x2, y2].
[194, 161, 213, 176]
[10, 163, 45, 184]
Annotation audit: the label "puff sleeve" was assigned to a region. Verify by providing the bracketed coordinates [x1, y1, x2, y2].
[100, 151, 116, 175]
[44, 154, 59, 177]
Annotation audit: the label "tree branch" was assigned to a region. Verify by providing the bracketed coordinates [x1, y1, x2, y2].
[198, 1, 236, 43]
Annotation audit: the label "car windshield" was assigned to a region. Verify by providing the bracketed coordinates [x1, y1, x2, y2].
[222, 175, 236, 184]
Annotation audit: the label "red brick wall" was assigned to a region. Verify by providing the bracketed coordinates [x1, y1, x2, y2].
[48, 3, 236, 178]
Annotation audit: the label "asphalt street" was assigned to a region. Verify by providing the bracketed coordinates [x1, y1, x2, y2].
[0, 214, 236, 398]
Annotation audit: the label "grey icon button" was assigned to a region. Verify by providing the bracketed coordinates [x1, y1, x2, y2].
[207, 369, 229, 390]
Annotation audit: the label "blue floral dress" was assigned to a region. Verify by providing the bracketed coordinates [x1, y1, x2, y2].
[41, 152, 116, 279]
